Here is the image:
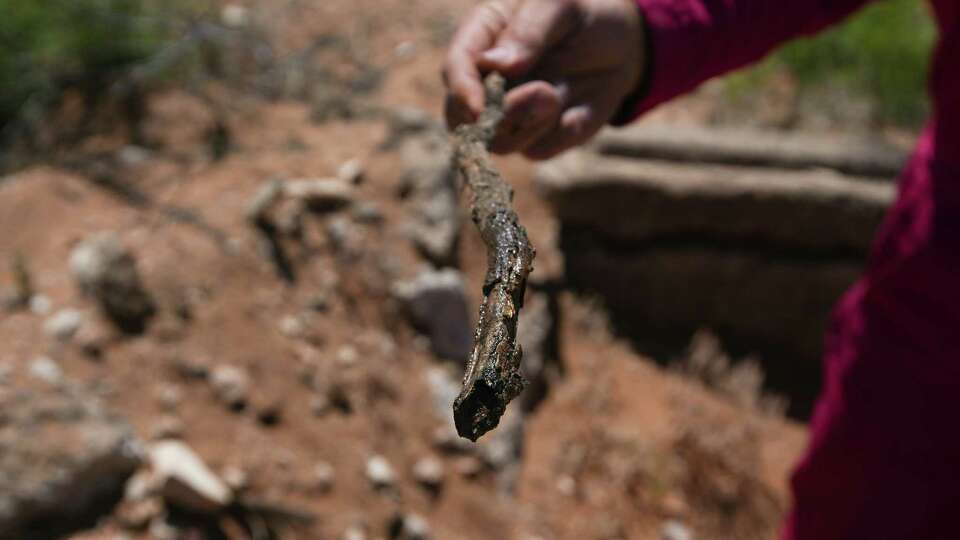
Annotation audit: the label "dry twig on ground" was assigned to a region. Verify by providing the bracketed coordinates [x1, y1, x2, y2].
[451, 73, 536, 441]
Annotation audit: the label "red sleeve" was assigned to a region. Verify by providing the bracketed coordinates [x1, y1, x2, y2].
[620, 0, 876, 122]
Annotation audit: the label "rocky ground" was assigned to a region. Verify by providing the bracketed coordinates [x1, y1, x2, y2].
[0, 1, 808, 539]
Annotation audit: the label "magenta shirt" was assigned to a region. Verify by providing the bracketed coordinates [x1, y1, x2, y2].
[627, 1, 960, 536]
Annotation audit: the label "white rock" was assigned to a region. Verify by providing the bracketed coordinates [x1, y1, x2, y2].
[149, 441, 232, 513]
[398, 513, 431, 540]
[556, 475, 576, 496]
[278, 315, 305, 338]
[342, 525, 367, 540]
[118, 145, 151, 167]
[29, 294, 52, 315]
[337, 158, 366, 185]
[29, 357, 62, 384]
[221, 4, 249, 27]
[69, 233, 155, 333]
[394, 41, 418, 60]
[210, 365, 250, 409]
[365, 455, 395, 489]
[310, 395, 330, 416]
[69, 233, 123, 288]
[661, 520, 693, 540]
[326, 217, 357, 253]
[314, 461, 335, 493]
[44, 308, 84, 341]
[412, 456, 445, 490]
[148, 515, 180, 540]
[336, 345, 359, 367]
[156, 384, 182, 411]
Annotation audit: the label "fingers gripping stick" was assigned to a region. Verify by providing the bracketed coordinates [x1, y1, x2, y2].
[451, 73, 536, 441]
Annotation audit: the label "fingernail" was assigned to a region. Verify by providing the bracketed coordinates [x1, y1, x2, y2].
[482, 46, 515, 65]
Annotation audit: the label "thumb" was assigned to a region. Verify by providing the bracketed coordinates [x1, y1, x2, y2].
[479, 0, 578, 77]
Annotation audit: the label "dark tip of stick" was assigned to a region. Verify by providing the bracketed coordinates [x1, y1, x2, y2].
[453, 380, 503, 442]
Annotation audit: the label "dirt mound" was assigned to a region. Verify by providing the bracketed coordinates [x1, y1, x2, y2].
[0, 1, 806, 538]
[537, 125, 897, 417]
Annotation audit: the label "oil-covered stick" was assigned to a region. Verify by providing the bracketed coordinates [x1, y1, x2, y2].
[450, 72, 536, 441]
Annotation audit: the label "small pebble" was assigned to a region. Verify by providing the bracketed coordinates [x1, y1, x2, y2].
[279, 315, 306, 338]
[412, 457, 445, 491]
[341, 525, 367, 540]
[391, 513, 431, 540]
[149, 515, 179, 540]
[661, 520, 693, 540]
[44, 308, 84, 341]
[402, 513, 431, 540]
[394, 41, 417, 61]
[221, 4, 249, 27]
[29, 294, 52, 315]
[326, 217, 356, 253]
[556, 475, 576, 497]
[29, 356, 62, 384]
[118, 145, 151, 167]
[365, 455, 395, 489]
[210, 365, 250, 410]
[156, 384, 183, 411]
[310, 394, 331, 417]
[314, 461, 336, 493]
[336, 345, 358, 368]
[337, 158, 366, 185]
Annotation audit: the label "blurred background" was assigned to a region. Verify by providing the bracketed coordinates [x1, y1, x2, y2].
[0, 0, 934, 539]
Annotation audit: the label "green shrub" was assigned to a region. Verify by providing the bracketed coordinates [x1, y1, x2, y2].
[725, 0, 936, 127]
[0, 0, 202, 142]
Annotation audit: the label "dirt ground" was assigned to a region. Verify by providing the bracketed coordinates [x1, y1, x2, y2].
[0, 1, 808, 539]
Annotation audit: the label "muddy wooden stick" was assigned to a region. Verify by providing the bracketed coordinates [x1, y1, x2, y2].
[451, 73, 536, 441]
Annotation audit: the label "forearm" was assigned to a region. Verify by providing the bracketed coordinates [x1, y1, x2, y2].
[621, 0, 875, 121]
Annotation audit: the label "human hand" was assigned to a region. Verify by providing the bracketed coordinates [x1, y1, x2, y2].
[443, 0, 644, 160]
